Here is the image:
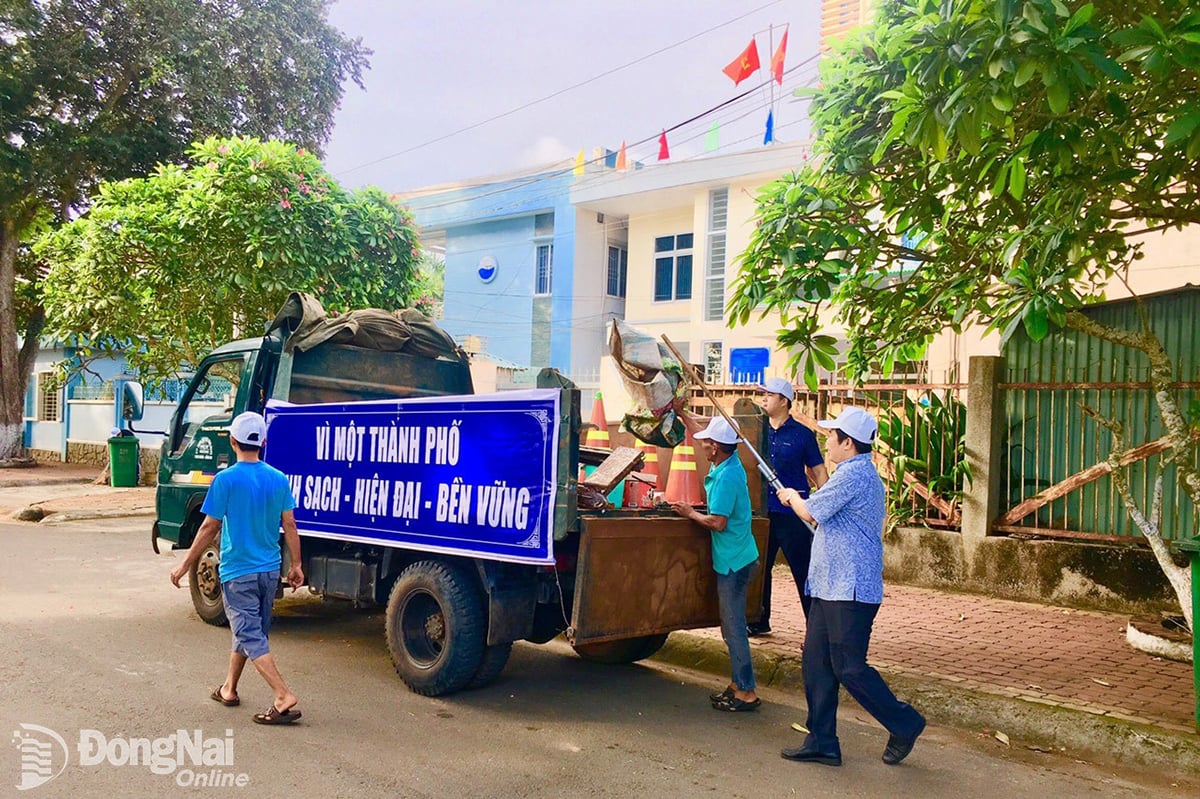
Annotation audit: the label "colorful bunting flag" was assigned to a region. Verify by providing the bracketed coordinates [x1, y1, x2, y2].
[764, 110, 774, 145]
[658, 131, 670, 161]
[705, 122, 719, 152]
[722, 38, 760, 86]
[616, 140, 628, 171]
[604, 148, 617, 168]
[573, 149, 585, 176]
[771, 30, 788, 85]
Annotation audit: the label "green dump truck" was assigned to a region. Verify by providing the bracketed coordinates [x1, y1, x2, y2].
[140, 295, 766, 696]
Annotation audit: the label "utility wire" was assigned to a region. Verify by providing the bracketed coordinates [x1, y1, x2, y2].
[401, 58, 820, 216]
[334, 1, 785, 177]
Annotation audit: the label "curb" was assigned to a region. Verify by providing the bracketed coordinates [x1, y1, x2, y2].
[0, 476, 98, 489]
[654, 631, 1200, 775]
[39, 508, 157, 524]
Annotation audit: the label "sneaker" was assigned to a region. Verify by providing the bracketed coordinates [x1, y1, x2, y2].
[882, 718, 925, 765]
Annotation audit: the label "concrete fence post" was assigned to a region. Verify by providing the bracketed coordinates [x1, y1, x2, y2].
[961, 355, 1005, 567]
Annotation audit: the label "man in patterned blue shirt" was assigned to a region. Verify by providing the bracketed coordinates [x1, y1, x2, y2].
[775, 407, 925, 767]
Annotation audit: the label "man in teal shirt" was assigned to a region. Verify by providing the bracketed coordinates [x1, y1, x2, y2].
[171, 412, 305, 725]
[672, 414, 760, 712]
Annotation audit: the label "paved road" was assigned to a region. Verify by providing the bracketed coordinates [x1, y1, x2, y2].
[1, 517, 1195, 798]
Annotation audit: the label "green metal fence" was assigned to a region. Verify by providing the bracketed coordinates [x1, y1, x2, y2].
[999, 288, 1200, 544]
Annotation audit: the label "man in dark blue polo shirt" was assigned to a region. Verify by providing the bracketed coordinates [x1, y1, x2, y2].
[749, 377, 827, 635]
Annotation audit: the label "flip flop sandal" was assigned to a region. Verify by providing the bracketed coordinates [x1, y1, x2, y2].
[712, 696, 762, 712]
[210, 687, 240, 707]
[709, 686, 735, 703]
[253, 705, 302, 725]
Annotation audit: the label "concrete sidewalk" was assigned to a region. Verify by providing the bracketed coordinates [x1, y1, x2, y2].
[659, 569, 1199, 773]
[4, 459, 1197, 772]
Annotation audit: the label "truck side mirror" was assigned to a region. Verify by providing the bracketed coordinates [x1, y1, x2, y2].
[121, 380, 145, 422]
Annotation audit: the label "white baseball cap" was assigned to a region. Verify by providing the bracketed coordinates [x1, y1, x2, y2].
[817, 406, 878, 444]
[230, 412, 268, 446]
[756, 376, 795, 401]
[693, 416, 741, 445]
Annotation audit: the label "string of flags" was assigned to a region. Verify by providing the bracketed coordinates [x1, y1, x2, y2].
[572, 24, 788, 176]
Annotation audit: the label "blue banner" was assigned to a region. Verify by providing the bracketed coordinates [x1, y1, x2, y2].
[263, 389, 560, 565]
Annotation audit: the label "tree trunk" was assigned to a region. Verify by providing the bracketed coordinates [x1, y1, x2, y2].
[0, 217, 30, 461]
[1067, 310, 1195, 632]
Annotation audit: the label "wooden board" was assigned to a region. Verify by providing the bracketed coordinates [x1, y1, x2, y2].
[581, 446, 644, 494]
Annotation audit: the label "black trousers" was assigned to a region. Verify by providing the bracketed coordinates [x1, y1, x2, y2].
[759, 511, 814, 624]
[802, 598, 925, 753]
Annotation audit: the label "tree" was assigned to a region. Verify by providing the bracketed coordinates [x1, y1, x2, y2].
[37, 137, 422, 381]
[730, 0, 1199, 629]
[0, 0, 368, 460]
[410, 253, 446, 319]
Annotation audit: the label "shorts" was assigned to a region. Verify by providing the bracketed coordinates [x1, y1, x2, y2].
[222, 571, 279, 660]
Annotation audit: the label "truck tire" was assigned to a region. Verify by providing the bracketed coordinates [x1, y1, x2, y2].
[189, 533, 228, 626]
[572, 633, 669, 665]
[465, 643, 513, 690]
[385, 560, 485, 696]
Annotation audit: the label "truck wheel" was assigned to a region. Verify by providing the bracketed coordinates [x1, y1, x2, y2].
[465, 643, 513, 690]
[385, 561, 485, 696]
[189, 534, 228, 626]
[572, 633, 669, 665]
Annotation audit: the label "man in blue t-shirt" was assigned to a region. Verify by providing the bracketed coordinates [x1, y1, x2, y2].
[171, 411, 305, 725]
[750, 377, 827, 635]
[672, 413, 761, 713]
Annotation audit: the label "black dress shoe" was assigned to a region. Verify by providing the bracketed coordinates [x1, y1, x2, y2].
[747, 624, 772, 637]
[780, 745, 842, 766]
[882, 718, 925, 765]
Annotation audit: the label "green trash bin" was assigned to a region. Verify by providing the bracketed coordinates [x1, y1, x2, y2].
[108, 435, 140, 488]
[1178, 534, 1200, 730]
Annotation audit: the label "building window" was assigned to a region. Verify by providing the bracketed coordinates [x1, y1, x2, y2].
[653, 233, 693, 302]
[606, 245, 627, 298]
[703, 341, 724, 385]
[705, 189, 728, 321]
[37, 372, 61, 422]
[535, 242, 553, 295]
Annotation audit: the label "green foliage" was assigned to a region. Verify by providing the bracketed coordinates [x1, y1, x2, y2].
[730, 0, 1200, 388]
[410, 253, 446, 319]
[36, 137, 421, 381]
[876, 391, 972, 513]
[1, 0, 367, 213]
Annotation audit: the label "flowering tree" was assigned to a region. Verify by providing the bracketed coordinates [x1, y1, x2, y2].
[37, 137, 421, 381]
[729, 0, 1199, 629]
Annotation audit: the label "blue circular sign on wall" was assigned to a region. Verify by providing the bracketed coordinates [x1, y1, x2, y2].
[477, 255, 498, 283]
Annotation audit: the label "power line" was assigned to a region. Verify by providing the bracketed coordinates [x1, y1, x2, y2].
[334, 1, 785, 177]
[401, 58, 820, 218]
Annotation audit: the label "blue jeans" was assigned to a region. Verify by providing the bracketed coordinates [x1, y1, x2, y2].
[716, 562, 757, 691]
[222, 571, 279, 661]
[802, 598, 925, 753]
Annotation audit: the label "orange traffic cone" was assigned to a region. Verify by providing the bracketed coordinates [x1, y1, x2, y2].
[664, 428, 704, 506]
[624, 438, 661, 508]
[584, 392, 609, 449]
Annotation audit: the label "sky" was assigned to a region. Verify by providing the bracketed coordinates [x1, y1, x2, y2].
[322, 0, 823, 193]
